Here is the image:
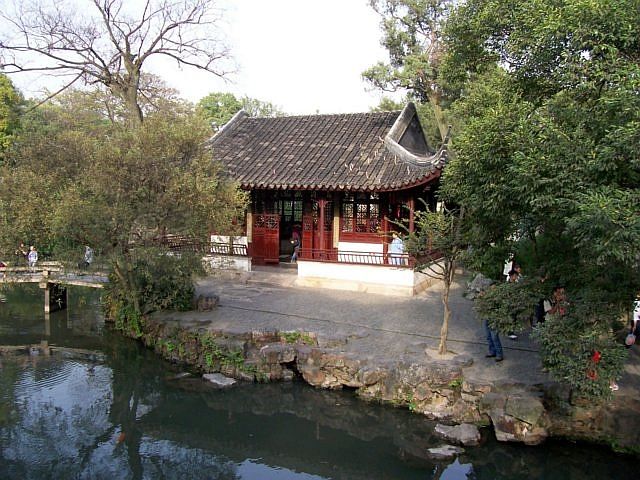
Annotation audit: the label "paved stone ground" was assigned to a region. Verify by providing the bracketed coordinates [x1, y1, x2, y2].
[192, 267, 640, 397]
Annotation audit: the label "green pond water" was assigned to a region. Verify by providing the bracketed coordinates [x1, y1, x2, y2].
[0, 284, 637, 480]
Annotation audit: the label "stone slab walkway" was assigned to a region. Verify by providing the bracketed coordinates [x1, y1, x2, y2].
[191, 268, 640, 397]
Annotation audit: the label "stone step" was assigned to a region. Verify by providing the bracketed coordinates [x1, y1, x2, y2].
[247, 268, 299, 288]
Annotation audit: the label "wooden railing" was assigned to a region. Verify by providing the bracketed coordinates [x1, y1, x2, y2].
[298, 248, 415, 268]
[0, 262, 108, 289]
[209, 242, 248, 256]
[151, 236, 248, 256]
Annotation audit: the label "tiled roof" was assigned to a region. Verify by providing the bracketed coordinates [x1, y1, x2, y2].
[209, 103, 447, 192]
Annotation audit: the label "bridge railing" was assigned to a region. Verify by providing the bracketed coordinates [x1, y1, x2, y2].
[0, 262, 110, 280]
[152, 236, 248, 256]
[0, 262, 64, 273]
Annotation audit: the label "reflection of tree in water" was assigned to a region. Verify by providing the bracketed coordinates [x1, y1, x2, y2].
[433, 459, 475, 480]
[108, 337, 145, 478]
[139, 441, 240, 479]
[0, 356, 113, 478]
[0, 285, 46, 337]
[2, 310, 637, 479]
[0, 334, 239, 479]
[0, 284, 105, 344]
[0, 358, 22, 429]
[102, 331, 239, 479]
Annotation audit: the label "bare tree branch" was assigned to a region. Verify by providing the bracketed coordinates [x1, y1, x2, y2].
[0, 0, 232, 122]
[24, 71, 85, 113]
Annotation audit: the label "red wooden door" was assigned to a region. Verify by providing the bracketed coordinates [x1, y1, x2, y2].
[252, 214, 280, 264]
[302, 215, 314, 256]
[301, 201, 334, 259]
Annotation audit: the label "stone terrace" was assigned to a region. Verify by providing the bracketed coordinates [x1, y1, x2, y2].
[148, 268, 640, 451]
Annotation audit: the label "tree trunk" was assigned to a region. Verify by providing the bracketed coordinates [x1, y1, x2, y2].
[438, 260, 456, 355]
[113, 257, 141, 315]
[427, 90, 449, 142]
[107, 72, 143, 125]
[123, 86, 143, 125]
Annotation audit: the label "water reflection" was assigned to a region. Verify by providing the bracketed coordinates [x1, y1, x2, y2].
[0, 285, 638, 479]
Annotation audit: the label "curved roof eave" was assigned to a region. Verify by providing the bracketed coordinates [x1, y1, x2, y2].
[240, 167, 442, 193]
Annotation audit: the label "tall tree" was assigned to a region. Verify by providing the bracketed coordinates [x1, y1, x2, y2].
[370, 96, 405, 112]
[0, 73, 23, 165]
[197, 91, 284, 130]
[441, 0, 640, 398]
[0, 86, 246, 324]
[363, 0, 454, 139]
[405, 205, 464, 355]
[0, 0, 231, 123]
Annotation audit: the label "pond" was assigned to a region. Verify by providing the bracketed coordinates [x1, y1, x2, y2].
[0, 285, 637, 479]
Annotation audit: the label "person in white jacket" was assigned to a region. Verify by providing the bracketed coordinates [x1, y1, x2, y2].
[27, 246, 38, 270]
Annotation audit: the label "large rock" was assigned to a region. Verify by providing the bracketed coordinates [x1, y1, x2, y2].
[426, 444, 465, 460]
[482, 392, 549, 445]
[435, 423, 482, 446]
[505, 393, 545, 426]
[203, 373, 236, 388]
[465, 273, 494, 299]
[194, 294, 219, 311]
[259, 343, 297, 363]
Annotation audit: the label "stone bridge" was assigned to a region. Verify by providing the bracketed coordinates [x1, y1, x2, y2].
[0, 262, 108, 313]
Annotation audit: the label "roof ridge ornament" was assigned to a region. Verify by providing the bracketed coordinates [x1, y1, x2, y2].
[384, 103, 450, 168]
[208, 109, 248, 143]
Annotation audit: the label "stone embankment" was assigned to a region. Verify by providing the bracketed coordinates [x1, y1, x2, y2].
[132, 306, 640, 455]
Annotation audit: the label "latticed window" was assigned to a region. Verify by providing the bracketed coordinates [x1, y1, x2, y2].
[311, 200, 333, 231]
[280, 191, 303, 223]
[342, 202, 354, 232]
[341, 192, 381, 233]
[252, 191, 303, 222]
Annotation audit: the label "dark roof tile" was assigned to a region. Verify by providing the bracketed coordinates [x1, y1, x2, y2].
[209, 104, 446, 191]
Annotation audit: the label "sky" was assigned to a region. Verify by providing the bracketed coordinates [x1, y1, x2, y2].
[5, 0, 397, 115]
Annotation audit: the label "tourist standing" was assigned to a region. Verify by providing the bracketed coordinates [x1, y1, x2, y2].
[389, 232, 405, 266]
[543, 285, 568, 321]
[15, 243, 27, 266]
[633, 294, 640, 336]
[79, 245, 94, 269]
[627, 293, 640, 348]
[532, 269, 549, 327]
[27, 246, 38, 271]
[290, 225, 301, 263]
[484, 318, 504, 362]
[481, 283, 503, 362]
[502, 255, 515, 282]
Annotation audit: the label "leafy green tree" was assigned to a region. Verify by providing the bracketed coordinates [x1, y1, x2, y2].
[197, 92, 284, 130]
[364, 0, 454, 139]
[0, 73, 23, 165]
[371, 96, 405, 112]
[440, 0, 640, 397]
[240, 96, 285, 119]
[197, 92, 243, 129]
[404, 205, 464, 355]
[0, 87, 246, 324]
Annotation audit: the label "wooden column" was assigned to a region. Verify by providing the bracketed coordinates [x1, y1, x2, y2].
[382, 216, 389, 257]
[246, 211, 253, 243]
[318, 198, 326, 256]
[333, 193, 340, 248]
[43, 282, 67, 313]
[409, 198, 415, 233]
